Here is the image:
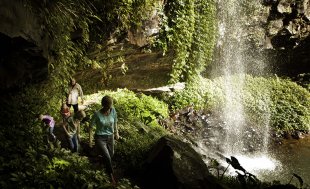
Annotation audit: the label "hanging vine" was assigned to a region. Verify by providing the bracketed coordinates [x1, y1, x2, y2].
[187, 0, 216, 81]
[157, 0, 217, 83]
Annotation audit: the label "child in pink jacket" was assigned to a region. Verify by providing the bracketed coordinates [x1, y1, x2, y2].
[39, 114, 56, 142]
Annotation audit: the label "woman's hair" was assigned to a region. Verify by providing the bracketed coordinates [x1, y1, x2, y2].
[101, 95, 113, 112]
[70, 78, 76, 85]
[60, 103, 70, 117]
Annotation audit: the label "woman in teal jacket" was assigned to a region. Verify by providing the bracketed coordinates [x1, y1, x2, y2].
[89, 95, 119, 184]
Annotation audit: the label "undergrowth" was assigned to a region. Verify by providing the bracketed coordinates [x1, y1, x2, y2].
[169, 75, 310, 133]
[82, 89, 168, 171]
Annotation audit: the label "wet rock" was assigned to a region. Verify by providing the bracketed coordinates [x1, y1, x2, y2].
[127, 4, 162, 47]
[291, 130, 304, 139]
[303, 0, 310, 20]
[277, 0, 293, 14]
[271, 29, 297, 48]
[268, 19, 284, 36]
[140, 136, 226, 189]
[283, 132, 293, 139]
[287, 20, 299, 35]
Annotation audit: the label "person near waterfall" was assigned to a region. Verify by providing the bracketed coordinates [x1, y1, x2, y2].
[89, 95, 119, 185]
[66, 78, 84, 113]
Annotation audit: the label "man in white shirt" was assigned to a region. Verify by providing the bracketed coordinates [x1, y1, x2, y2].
[67, 78, 84, 113]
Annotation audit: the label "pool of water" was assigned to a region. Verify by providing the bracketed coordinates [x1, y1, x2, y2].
[258, 136, 310, 185]
[221, 136, 310, 186]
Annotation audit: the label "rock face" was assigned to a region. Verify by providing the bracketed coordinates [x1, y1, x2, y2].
[127, 7, 161, 47]
[264, 0, 310, 49]
[0, 0, 170, 92]
[140, 136, 225, 189]
[262, 0, 310, 76]
[0, 0, 49, 92]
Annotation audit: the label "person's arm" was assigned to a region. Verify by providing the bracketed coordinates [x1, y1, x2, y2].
[76, 120, 81, 142]
[114, 122, 119, 140]
[89, 127, 92, 147]
[67, 86, 72, 104]
[89, 113, 96, 147]
[78, 84, 84, 104]
[113, 108, 119, 140]
[62, 122, 70, 137]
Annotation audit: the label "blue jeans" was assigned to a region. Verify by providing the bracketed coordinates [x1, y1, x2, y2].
[68, 133, 79, 153]
[95, 135, 114, 174]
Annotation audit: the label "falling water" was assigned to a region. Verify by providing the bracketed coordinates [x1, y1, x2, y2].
[216, 0, 249, 155]
[212, 0, 277, 174]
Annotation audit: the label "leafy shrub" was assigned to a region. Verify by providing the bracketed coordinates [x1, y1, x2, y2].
[269, 77, 310, 132]
[168, 76, 224, 110]
[169, 75, 310, 132]
[83, 89, 168, 172]
[0, 85, 169, 187]
[86, 89, 169, 127]
[2, 142, 137, 188]
[294, 73, 310, 92]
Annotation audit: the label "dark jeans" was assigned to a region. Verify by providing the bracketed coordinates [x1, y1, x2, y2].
[67, 133, 79, 153]
[67, 103, 79, 113]
[48, 127, 56, 140]
[95, 135, 114, 174]
[45, 126, 56, 143]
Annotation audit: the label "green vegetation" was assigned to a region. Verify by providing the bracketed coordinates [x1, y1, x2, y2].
[21, 0, 217, 102]
[1, 0, 309, 188]
[0, 89, 168, 188]
[6, 143, 113, 188]
[1, 0, 216, 186]
[169, 75, 310, 133]
[83, 89, 169, 172]
[85, 89, 169, 126]
[21, 0, 166, 105]
[269, 77, 310, 132]
[157, 0, 216, 83]
[3, 75, 308, 187]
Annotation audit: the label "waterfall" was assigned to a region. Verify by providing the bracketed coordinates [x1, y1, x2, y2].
[213, 0, 272, 160]
[215, 0, 249, 155]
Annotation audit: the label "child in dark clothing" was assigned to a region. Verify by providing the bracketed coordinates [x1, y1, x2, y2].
[60, 105, 79, 153]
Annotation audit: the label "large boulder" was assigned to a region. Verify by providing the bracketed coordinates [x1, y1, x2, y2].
[140, 136, 225, 189]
